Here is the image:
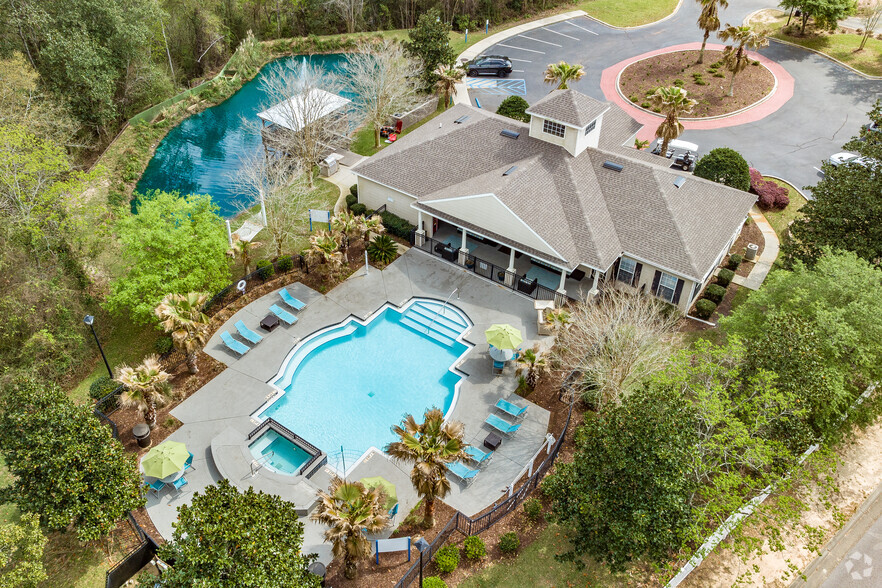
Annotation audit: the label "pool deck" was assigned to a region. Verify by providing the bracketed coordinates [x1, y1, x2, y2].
[146, 249, 553, 565]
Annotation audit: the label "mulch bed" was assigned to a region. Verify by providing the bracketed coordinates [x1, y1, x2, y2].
[726, 218, 765, 278]
[619, 50, 775, 117]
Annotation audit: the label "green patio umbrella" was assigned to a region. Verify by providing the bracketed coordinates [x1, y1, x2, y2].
[141, 441, 189, 479]
[485, 324, 523, 350]
[360, 476, 398, 511]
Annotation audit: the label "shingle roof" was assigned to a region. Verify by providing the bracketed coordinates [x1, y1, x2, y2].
[525, 89, 610, 128]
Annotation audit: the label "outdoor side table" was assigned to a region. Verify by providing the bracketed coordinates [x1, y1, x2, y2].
[484, 432, 502, 451]
[133, 423, 151, 448]
[260, 314, 280, 332]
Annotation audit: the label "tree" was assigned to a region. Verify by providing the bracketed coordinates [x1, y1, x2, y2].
[155, 480, 320, 587]
[649, 86, 698, 157]
[227, 235, 263, 276]
[304, 230, 344, 278]
[0, 377, 144, 542]
[551, 291, 679, 410]
[859, 0, 882, 50]
[116, 355, 172, 429]
[331, 210, 364, 260]
[404, 9, 456, 89]
[385, 408, 466, 527]
[515, 344, 546, 389]
[696, 0, 728, 64]
[0, 514, 46, 588]
[155, 292, 212, 374]
[779, 0, 856, 33]
[434, 64, 465, 110]
[693, 147, 751, 191]
[326, 0, 364, 33]
[496, 96, 530, 122]
[542, 385, 697, 571]
[718, 24, 769, 97]
[543, 61, 585, 90]
[311, 477, 390, 579]
[107, 191, 230, 324]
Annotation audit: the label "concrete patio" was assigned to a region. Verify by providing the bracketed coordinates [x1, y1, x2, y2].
[144, 249, 554, 565]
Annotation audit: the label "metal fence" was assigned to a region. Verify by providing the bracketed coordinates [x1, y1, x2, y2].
[105, 513, 160, 588]
[204, 254, 308, 315]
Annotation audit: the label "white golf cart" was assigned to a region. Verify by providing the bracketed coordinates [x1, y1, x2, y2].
[651, 139, 699, 171]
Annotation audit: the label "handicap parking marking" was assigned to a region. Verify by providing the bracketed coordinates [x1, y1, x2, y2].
[566, 20, 598, 35]
[466, 78, 527, 96]
[510, 58, 532, 63]
[543, 27, 579, 40]
[497, 43, 545, 54]
[518, 34, 562, 47]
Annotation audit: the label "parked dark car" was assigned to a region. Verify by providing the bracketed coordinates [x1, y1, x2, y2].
[464, 55, 513, 77]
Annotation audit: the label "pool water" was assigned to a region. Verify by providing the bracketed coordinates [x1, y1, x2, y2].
[257, 300, 471, 471]
[249, 429, 311, 475]
[135, 54, 352, 217]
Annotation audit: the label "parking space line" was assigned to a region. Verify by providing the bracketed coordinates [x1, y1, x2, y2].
[497, 43, 545, 54]
[544, 27, 579, 40]
[566, 20, 598, 35]
[512, 69, 524, 72]
[518, 34, 562, 47]
[510, 58, 532, 63]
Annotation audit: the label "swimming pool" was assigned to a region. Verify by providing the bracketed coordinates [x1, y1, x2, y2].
[254, 299, 472, 473]
[249, 429, 311, 475]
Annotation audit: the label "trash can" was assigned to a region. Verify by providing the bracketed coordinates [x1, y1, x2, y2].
[133, 423, 151, 448]
[745, 243, 759, 261]
[308, 561, 326, 587]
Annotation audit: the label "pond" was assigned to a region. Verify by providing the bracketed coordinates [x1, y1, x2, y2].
[135, 53, 352, 217]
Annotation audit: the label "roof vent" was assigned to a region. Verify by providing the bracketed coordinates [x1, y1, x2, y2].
[500, 129, 520, 139]
[673, 176, 686, 189]
[602, 161, 623, 172]
[454, 115, 470, 124]
[503, 165, 517, 176]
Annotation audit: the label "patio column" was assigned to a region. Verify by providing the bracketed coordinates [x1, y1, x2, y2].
[415, 210, 426, 246]
[588, 270, 599, 298]
[554, 268, 568, 307]
[504, 248, 517, 287]
[458, 229, 470, 266]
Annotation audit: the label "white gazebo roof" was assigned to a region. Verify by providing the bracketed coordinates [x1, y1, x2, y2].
[256, 88, 351, 132]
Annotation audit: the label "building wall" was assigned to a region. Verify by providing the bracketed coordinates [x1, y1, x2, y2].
[528, 116, 567, 149]
[356, 177, 419, 224]
[611, 256, 697, 314]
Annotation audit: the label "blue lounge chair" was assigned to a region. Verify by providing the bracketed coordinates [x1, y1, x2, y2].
[493, 360, 505, 377]
[485, 413, 521, 435]
[220, 331, 250, 355]
[269, 304, 298, 325]
[235, 320, 263, 344]
[279, 288, 307, 311]
[145, 479, 165, 496]
[447, 461, 479, 486]
[184, 452, 196, 472]
[171, 476, 188, 492]
[464, 445, 493, 466]
[495, 398, 528, 420]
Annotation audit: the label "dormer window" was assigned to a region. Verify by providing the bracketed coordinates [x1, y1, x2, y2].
[585, 120, 596, 135]
[542, 119, 565, 138]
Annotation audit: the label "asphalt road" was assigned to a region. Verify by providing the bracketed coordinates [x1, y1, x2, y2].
[467, 1, 881, 193]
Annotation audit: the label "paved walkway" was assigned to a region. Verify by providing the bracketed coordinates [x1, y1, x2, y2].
[732, 207, 780, 290]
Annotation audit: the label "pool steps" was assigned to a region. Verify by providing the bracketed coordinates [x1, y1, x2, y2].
[398, 300, 469, 348]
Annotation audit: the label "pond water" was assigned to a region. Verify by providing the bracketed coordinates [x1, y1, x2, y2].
[135, 54, 351, 218]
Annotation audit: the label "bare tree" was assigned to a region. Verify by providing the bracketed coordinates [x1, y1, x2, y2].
[552, 290, 679, 410]
[326, 0, 364, 33]
[860, 0, 882, 50]
[345, 40, 422, 149]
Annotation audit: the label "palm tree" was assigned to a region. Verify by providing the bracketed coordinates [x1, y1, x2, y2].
[718, 24, 769, 97]
[227, 234, 263, 276]
[116, 355, 171, 429]
[331, 211, 361, 260]
[434, 65, 464, 109]
[154, 292, 211, 374]
[648, 86, 698, 157]
[516, 344, 547, 389]
[385, 408, 466, 527]
[696, 0, 728, 64]
[305, 230, 344, 277]
[311, 477, 390, 580]
[543, 61, 585, 90]
[362, 214, 385, 243]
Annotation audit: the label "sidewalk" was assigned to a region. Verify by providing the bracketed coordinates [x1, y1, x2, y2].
[732, 207, 779, 290]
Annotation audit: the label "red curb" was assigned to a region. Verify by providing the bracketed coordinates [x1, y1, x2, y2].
[600, 43, 795, 141]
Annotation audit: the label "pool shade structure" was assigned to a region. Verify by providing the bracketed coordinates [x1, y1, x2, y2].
[360, 476, 398, 511]
[141, 441, 190, 479]
[485, 324, 522, 350]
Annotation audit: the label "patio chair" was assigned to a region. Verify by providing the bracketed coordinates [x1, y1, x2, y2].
[279, 288, 307, 311]
[464, 445, 493, 466]
[171, 476, 188, 492]
[485, 413, 521, 436]
[145, 478, 165, 496]
[220, 331, 250, 355]
[235, 320, 263, 344]
[184, 452, 196, 472]
[447, 461, 479, 486]
[269, 304, 298, 325]
[495, 398, 528, 420]
[492, 360, 505, 377]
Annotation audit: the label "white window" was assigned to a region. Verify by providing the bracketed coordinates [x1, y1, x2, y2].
[617, 258, 636, 285]
[585, 120, 596, 135]
[543, 119, 565, 138]
[656, 272, 678, 303]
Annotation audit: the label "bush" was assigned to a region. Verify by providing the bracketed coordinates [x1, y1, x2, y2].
[276, 255, 294, 273]
[693, 148, 751, 191]
[716, 268, 735, 287]
[368, 234, 398, 265]
[433, 545, 459, 573]
[496, 96, 530, 123]
[523, 497, 542, 521]
[345, 193, 357, 209]
[463, 535, 486, 560]
[748, 168, 790, 210]
[89, 375, 120, 401]
[695, 298, 717, 319]
[108, 190, 127, 207]
[154, 335, 174, 355]
[255, 259, 275, 280]
[705, 283, 727, 303]
[673, 78, 685, 87]
[423, 577, 447, 588]
[380, 210, 416, 239]
[728, 253, 743, 270]
[349, 184, 358, 198]
[350, 202, 367, 216]
[499, 532, 520, 553]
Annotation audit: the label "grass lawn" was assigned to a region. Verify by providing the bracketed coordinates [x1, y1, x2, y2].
[576, 0, 679, 27]
[760, 176, 807, 240]
[350, 105, 446, 157]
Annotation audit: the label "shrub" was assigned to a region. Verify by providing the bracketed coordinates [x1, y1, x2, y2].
[89, 375, 120, 401]
[673, 78, 685, 87]
[350, 203, 367, 216]
[463, 535, 486, 560]
[641, 101, 651, 109]
[695, 298, 717, 319]
[693, 147, 751, 191]
[523, 497, 542, 521]
[713, 72, 726, 78]
[345, 193, 357, 209]
[380, 210, 416, 239]
[629, 94, 639, 103]
[276, 255, 294, 273]
[433, 545, 459, 573]
[154, 335, 174, 355]
[108, 190, 127, 207]
[349, 184, 358, 198]
[748, 168, 790, 210]
[705, 283, 727, 303]
[716, 268, 735, 287]
[255, 259, 275, 280]
[367, 234, 398, 265]
[728, 253, 743, 270]
[752, 60, 761, 66]
[496, 96, 530, 123]
[499, 532, 520, 553]
[423, 577, 447, 588]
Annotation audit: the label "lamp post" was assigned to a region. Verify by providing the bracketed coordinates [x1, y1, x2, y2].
[415, 537, 430, 588]
[83, 315, 113, 379]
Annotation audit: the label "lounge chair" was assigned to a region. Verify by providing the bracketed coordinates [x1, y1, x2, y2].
[145, 479, 165, 496]
[220, 331, 250, 355]
[235, 320, 263, 344]
[184, 452, 196, 472]
[279, 288, 307, 311]
[447, 461, 479, 486]
[269, 304, 298, 325]
[464, 445, 493, 466]
[171, 476, 188, 492]
[495, 398, 528, 420]
[485, 413, 521, 436]
[493, 360, 505, 377]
